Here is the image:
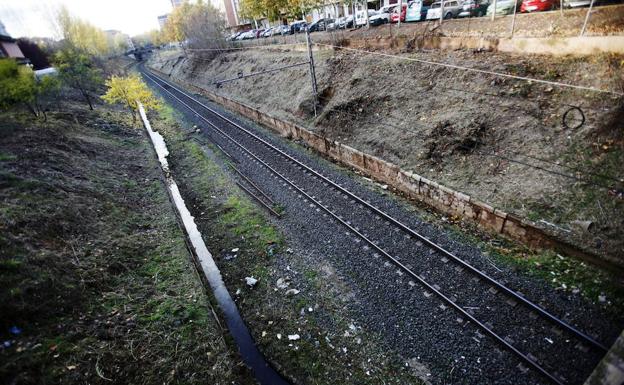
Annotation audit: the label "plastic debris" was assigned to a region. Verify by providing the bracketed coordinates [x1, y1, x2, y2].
[285, 289, 300, 296]
[9, 326, 21, 336]
[245, 277, 258, 287]
[288, 334, 300, 341]
[276, 278, 289, 289]
[231, 248, 239, 252]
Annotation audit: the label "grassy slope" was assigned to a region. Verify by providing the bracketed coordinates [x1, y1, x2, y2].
[0, 99, 252, 385]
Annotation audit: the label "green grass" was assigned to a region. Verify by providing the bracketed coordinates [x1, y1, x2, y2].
[0, 101, 251, 385]
[0, 153, 16, 161]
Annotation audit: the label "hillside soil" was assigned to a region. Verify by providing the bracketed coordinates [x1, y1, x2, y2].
[0, 94, 254, 385]
[149, 45, 624, 269]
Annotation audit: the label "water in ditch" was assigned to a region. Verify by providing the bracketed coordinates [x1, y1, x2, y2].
[140, 105, 290, 385]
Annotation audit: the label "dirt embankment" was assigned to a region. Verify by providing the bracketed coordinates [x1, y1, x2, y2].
[0, 93, 253, 384]
[149, 45, 623, 265]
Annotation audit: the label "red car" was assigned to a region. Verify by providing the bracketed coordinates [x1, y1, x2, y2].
[390, 4, 408, 22]
[520, 0, 557, 12]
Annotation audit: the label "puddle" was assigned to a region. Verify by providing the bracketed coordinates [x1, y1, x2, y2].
[139, 105, 290, 385]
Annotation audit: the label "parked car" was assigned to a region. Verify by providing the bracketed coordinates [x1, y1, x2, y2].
[390, 3, 408, 22]
[486, 0, 520, 15]
[458, 0, 489, 17]
[328, 16, 350, 30]
[262, 27, 278, 37]
[563, 0, 592, 7]
[343, 15, 355, 28]
[520, 0, 557, 12]
[326, 18, 339, 30]
[289, 20, 307, 34]
[369, 5, 395, 25]
[355, 8, 376, 26]
[406, 0, 432, 22]
[309, 18, 334, 32]
[426, 0, 463, 19]
[238, 30, 256, 40]
[276, 25, 290, 35]
[226, 31, 243, 41]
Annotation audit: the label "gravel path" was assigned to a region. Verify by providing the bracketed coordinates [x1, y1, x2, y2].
[142, 68, 622, 385]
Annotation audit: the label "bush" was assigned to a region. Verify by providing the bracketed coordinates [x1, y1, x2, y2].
[0, 59, 60, 119]
[101, 74, 162, 124]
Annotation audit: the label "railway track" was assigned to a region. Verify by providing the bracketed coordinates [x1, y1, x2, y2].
[141, 67, 612, 385]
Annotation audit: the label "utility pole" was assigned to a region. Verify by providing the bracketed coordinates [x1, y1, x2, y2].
[491, 0, 497, 21]
[510, 0, 518, 36]
[305, 27, 318, 117]
[580, 0, 595, 36]
[365, 0, 370, 28]
[398, 0, 402, 27]
[440, 0, 445, 23]
[324, 1, 328, 29]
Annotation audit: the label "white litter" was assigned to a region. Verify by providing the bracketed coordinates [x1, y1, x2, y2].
[288, 334, 300, 341]
[276, 278, 289, 289]
[245, 277, 258, 287]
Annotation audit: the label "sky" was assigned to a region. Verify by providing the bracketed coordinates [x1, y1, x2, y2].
[0, 0, 174, 38]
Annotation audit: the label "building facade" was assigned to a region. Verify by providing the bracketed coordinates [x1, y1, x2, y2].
[157, 14, 169, 29]
[0, 20, 27, 64]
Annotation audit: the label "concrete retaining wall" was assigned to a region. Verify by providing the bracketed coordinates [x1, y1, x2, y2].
[149, 67, 622, 273]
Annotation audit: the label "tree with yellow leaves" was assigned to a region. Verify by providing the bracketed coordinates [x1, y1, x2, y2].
[101, 75, 162, 124]
[55, 6, 110, 57]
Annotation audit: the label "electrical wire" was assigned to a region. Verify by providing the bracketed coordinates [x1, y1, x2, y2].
[313, 42, 624, 96]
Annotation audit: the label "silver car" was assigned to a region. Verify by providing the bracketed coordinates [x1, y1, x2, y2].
[426, 0, 463, 19]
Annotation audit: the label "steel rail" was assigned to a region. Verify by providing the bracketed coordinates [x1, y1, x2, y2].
[235, 180, 282, 217]
[142, 69, 568, 385]
[143, 68, 608, 354]
[230, 163, 276, 205]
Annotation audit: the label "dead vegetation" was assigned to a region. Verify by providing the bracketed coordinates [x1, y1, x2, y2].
[0, 95, 252, 385]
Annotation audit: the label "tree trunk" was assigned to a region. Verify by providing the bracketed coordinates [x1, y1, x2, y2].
[23, 102, 38, 117]
[79, 85, 94, 110]
[84, 92, 94, 110]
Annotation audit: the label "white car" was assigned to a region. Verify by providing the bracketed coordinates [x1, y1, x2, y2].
[355, 9, 378, 26]
[426, 0, 463, 19]
[369, 5, 397, 25]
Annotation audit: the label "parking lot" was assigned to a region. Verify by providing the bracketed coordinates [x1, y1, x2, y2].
[227, 1, 624, 42]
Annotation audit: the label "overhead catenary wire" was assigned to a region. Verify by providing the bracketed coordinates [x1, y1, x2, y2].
[205, 76, 619, 189]
[312, 42, 624, 97]
[151, 46, 622, 188]
[213, 61, 311, 85]
[196, 60, 621, 190]
[209, 79, 621, 189]
[312, 93, 622, 188]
